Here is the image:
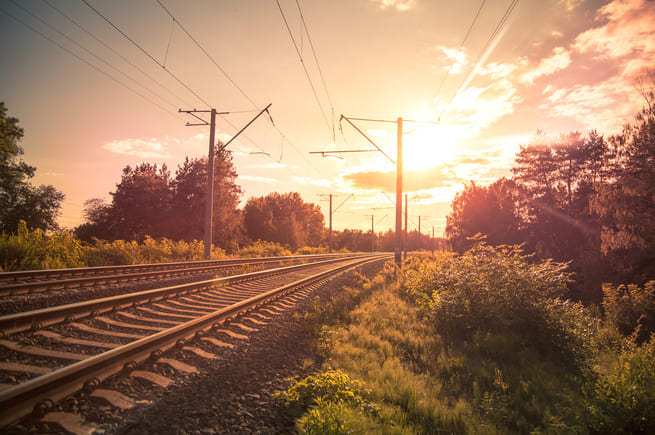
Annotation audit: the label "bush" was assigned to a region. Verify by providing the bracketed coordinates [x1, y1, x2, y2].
[0, 221, 84, 271]
[277, 370, 374, 418]
[296, 399, 377, 434]
[296, 246, 328, 255]
[602, 281, 655, 343]
[401, 243, 596, 367]
[586, 337, 655, 433]
[238, 240, 292, 258]
[83, 237, 218, 266]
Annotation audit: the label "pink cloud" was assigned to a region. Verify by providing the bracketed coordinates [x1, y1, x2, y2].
[575, 0, 655, 68]
[520, 47, 572, 85]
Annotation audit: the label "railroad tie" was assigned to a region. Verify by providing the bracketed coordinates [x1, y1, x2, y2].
[0, 340, 87, 361]
[90, 389, 137, 410]
[130, 370, 172, 387]
[200, 337, 233, 348]
[157, 357, 199, 374]
[41, 412, 96, 435]
[181, 346, 218, 360]
[213, 329, 248, 340]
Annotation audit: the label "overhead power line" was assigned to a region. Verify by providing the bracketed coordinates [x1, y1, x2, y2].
[437, 0, 519, 121]
[294, 0, 337, 133]
[431, 0, 487, 108]
[10, 0, 180, 111]
[0, 4, 180, 120]
[41, 0, 194, 108]
[80, 0, 212, 108]
[274, 0, 334, 141]
[155, 0, 258, 108]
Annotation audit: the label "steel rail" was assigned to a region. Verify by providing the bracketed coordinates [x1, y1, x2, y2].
[0, 254, 390, 427]
[0, 255, 373, 336]
[0, 253, 356, 283]
[0, 253, 360, 297]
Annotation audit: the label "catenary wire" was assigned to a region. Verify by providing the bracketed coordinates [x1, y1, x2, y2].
[295, 0, 337, 137]
[155, 0, 259, 108]
[80, 0, 212, 108]
[431, 0, 487, 110]
[0, 5, 181, 121]
[274, 0, 334, 142]
[437, 0, 519, 121]
[10, 0, 181, 112]
[41, 0, 195, 108]
[156, 0, 330, 180]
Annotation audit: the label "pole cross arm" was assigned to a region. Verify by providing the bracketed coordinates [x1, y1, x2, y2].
[339, 115, 396, 164]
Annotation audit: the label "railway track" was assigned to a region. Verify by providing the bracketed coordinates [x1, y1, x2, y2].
[0, 254, 390, 428]
[0, 253, 358, 297]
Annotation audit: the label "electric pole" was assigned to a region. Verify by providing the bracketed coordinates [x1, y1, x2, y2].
[329, 194, 332, 253]
[418, 216, 429, 251]
[432, 226, 435, 254]
[403, 193, 408, 260]
[180, 104, 272, 259]
[319, 193, 354, 254]
[311, 115, 437, 268]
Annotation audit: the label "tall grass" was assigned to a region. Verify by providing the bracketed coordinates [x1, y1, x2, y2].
[281, 247, 655, 433]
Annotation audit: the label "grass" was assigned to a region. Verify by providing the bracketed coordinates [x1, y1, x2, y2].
[280, 248, 655, 434]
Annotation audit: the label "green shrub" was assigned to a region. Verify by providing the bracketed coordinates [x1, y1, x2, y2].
[83, 237, 217, 266]
[0, 221, 84, 271]
[296, 246, 328, 255]
[602, 281, 655, 343]
[401, 243, 596, 368]
[277, 370, 374, 418]
[585, 337, 655, 433]
[238, 240, 292, 257]
[296, 398, 378, 434]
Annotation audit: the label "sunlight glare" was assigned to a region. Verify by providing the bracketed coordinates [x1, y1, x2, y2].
[404, 124, 459, 170]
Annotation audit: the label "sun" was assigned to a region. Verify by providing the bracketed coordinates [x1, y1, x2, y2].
[403, 124, 459, 171]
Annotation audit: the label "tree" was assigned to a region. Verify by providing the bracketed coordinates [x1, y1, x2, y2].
[446, 178, 522, 252]
[171, 147, 243, 251]
[74, 198, 114, 242]
[593, 93, 655, 284]
[109, 163, 172, 241]
[0, 102, 64, 233]
[243, 192, 324, 250]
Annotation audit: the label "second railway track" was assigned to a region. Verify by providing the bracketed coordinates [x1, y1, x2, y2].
[0, 254, 390, 428]
[0, 253, 360, 297]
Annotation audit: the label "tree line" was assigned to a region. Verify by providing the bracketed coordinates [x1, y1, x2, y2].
[446, 84, 655, 303]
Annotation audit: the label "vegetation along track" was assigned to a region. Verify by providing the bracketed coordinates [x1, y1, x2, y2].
[0, 254, 389, 428]
[0, 253, 359, 297]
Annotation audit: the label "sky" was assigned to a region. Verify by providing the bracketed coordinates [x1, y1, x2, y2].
[1, 0, 654, 237]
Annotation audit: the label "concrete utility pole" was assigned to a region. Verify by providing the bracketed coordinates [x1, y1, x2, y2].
[328, 194, 332, 253]
[418, 216, 429, 251]
[371, 214, 375, 252]
[312, 115, 437, 268]
[403, 193, 408, 260]
[180, 104, 272, 259]
[395, 117, 403, 266]
[432, 226, 435, 254]
[318, 194, 333, 253]
[205, 109, 217, 260]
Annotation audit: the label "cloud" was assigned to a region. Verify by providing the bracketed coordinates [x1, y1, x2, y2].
[343, 166, 463, 192]
[539, 75, 639, 131]
[520, 46, 572, 85]
[239, 175, 279, 184]
[534, 0, 655, 131]
[103, 138, 172, 159]
[372, 0, 415, 11]
[445, 76, 523, 134]
[436, 46, 468, 74]
[574, 0, 655, 65]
